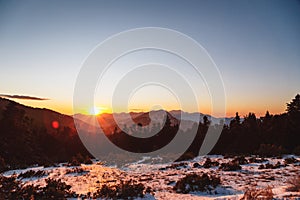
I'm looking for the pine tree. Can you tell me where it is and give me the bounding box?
[286,94,300,114]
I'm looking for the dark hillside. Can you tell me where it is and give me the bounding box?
[0,98,92,170]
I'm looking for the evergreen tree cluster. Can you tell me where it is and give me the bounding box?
[210,94,300,156]
[0,94,299,170]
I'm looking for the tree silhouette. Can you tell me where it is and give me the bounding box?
[286,94,300,152]
[286,94,300,114]
[1,94,300,167]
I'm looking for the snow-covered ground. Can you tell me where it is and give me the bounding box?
[3,155,300,199]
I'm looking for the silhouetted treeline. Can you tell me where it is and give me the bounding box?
[0,94,299,171]
[107,94,300,160]
[106,113,179,153]
[199,94,300,158]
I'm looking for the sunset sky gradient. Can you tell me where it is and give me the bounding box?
[0,0,299,117]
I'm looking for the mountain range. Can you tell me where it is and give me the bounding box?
[73,109,235,134]
[0,97,234,168]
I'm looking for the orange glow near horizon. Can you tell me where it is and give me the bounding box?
[6,98,288,118]
[88,106,109,116]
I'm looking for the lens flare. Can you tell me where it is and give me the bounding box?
[51,121,59,129]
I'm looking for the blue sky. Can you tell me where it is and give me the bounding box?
[0,0,299,116]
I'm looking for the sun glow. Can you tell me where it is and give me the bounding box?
[89,106,104,115]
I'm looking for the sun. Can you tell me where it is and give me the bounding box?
[89,106,103,115]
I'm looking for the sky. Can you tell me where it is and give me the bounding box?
[0,0,299,117]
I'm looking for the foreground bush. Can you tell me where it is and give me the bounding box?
[0,176,22,199]
[68,153,93,166]
[173,173,221,194]
[17,170,47,179]
[286,175,300,192]
[219,161,241,171]
[42,178,75,199]
[258,161,282,169]
[232,156,248,165]
[65,167,88,175]
[248,156,268,163]
[203,158,219,168]
[284,157,299,165]
[93,179,150,199]
[0,176,42,199]
[241,186,273,200]
[0,175,75,200]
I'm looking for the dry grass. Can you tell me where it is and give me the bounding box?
[241,186,273,200]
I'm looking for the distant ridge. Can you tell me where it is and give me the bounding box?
[73,109,235,134]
